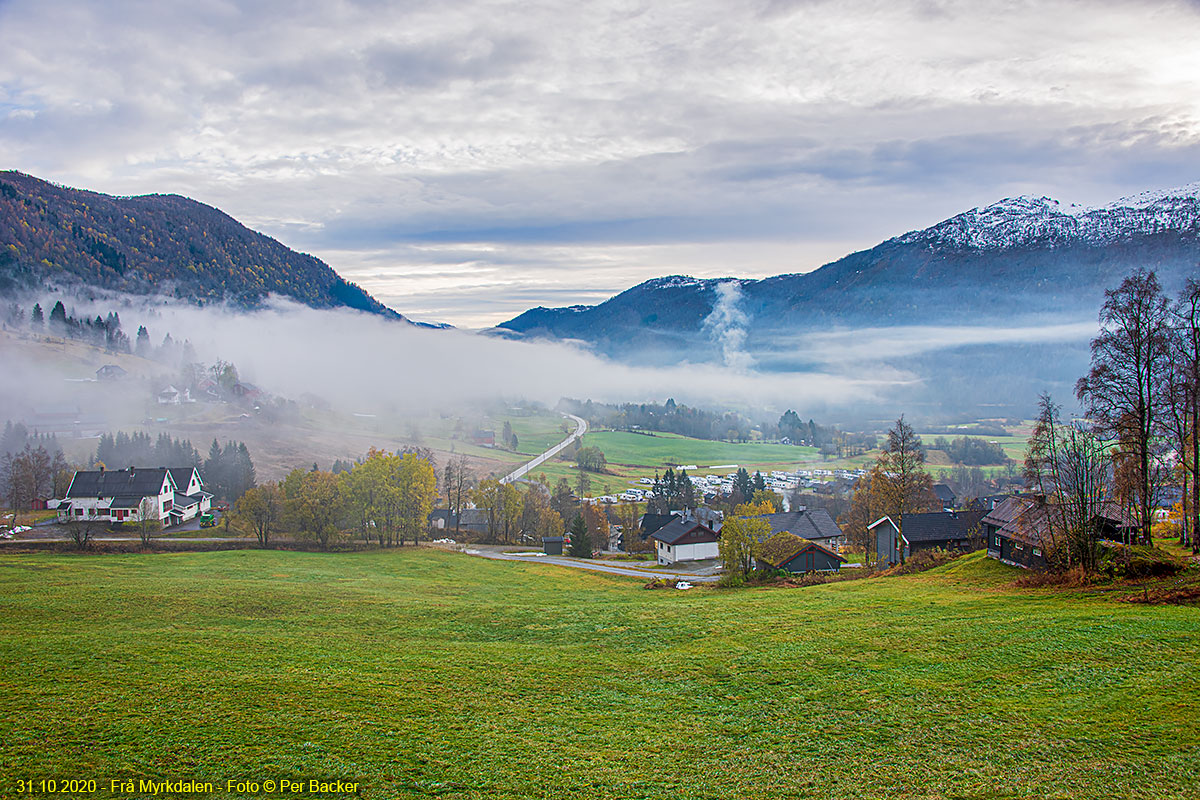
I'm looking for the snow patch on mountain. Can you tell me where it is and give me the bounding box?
[896,183,1200,251]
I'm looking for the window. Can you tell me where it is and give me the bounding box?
[1033,548,1042,557]
[994,536,1000,547]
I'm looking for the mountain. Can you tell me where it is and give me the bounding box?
[497,185,1200,364]
[0,171,408,321]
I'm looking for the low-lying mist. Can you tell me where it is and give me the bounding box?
[2,289,1098,439]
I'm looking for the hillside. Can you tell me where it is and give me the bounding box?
[0,171,406,320]
[497,185,1200,359]
[2,548,1197,799]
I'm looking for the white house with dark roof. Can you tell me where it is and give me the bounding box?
[650,518,719,565]
[59,466,211,526]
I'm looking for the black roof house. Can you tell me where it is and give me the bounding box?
[63,466,211,519]
[752,509,844,544]
[898,511,986,549]
[639,513,680,540]
[649,518,718,546]
[932,483,957,509]
[66,467,175,500]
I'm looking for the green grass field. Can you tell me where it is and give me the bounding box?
[1,549,1197,799]
[582,430,821,469]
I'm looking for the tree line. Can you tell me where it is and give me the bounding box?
[236,449,437,549]
[1,422,69,521]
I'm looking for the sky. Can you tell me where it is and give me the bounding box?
[3,0,1200,328]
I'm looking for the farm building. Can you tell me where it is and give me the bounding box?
[650,518,719,565]
[95,364,127,381]
[428,508,491,536]
[755,533,846,573]
[981,496,1138,570]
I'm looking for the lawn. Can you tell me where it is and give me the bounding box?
[0,549,1197,799]
[583,431,822,472]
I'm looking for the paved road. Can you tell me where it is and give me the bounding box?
[463,546,719,583]
[499,413,588,484]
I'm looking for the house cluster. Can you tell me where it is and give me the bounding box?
[56,466,212,527]
[642,506,848,573]
[590,467,868,506]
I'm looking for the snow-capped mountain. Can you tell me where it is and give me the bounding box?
[496,182,1200,402]
[896,184,1200,251]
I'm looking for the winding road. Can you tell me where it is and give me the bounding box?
[498,413,588,484]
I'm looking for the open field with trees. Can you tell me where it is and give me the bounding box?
[1,548,1197,799]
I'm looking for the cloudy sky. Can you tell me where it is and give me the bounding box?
[3,0,1199,327]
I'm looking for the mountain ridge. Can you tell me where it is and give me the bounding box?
[0,170,414,322]
[496,182,1200,362]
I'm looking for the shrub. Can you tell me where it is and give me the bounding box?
[1099,542,1185,579]
[716,572,745,588]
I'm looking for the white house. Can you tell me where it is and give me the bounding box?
[157,385,193,405]
[58,466,211,526]
[650,518,720,565]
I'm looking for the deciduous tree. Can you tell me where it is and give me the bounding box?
[1076,269,1171,545]
[237,482,283,547]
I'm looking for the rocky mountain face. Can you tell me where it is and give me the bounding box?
[0,171,407,321]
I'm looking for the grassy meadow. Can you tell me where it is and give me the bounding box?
[1,548,1197,799]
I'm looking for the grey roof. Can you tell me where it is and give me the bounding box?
[168,467,201,490]
[932,484,957,504]
[173,493,201,509]
[639,513,679,538]
[650,518,718,545]
[754,509,843,542]
[109,495,145,509]
[66,468,174,499]
[899,511,986,544]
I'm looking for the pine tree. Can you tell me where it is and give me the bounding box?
[135,325,150,357]
[30,304,43,329]
[48,301,67,330]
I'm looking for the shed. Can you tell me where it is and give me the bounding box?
[542,536,564,556]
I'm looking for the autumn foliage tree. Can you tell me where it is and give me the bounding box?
[236,482,284,547]
[283,468,344,549]
[719,502,773,583]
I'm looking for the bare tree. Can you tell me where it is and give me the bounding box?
[875,416,938,563]
[66,518,102,550]
[443,455,473,539]
[136,496,161,547]
[1170,279,1200,554]
[1024,395,1109,571]
[1076,269,1172,545]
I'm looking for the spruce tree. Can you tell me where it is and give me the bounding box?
[568,513,591,558]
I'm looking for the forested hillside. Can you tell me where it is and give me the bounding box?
[0,171,403,319]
